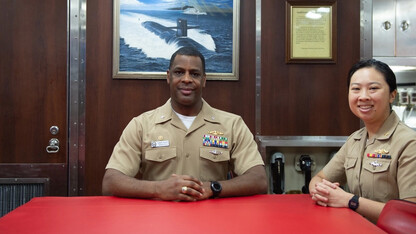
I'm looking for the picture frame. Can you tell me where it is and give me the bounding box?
[113,0,240,80]
[285,0,337,63]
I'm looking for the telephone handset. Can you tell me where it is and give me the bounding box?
[270,152,285,194]
[300,155,312,194]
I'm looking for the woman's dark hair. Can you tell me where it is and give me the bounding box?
[347,59,397,93]
[169,46,206,74]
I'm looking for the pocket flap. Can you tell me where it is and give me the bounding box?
[145,148,176,162]
[344,157,358,169]
[200,147,230,162]
[363,159,390,173]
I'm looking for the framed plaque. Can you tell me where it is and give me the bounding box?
[285,1,337,63]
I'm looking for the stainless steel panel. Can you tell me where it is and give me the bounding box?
[360,0,373,60]
[255,0,261,135]
[396,0,416,56]
[68,0,86,196]
[373,0,395,57]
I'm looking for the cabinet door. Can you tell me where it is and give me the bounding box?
[0,0,68,217]
[373,0,395,57]
[396,0,416,56]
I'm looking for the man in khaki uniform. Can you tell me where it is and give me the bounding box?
[102,47,267,201]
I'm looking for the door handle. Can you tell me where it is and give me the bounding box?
[46,138,60,153]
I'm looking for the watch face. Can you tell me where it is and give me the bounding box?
[211,181,222,197]
[212,182,221,191]
[349,196,359,210]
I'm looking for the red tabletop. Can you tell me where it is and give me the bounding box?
[0,194,385,234]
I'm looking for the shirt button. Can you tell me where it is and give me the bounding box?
[186,153,190,158]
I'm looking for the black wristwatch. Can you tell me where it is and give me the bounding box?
[348,195,360,211]
[210,181,222,198]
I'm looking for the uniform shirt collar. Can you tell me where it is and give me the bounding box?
[154,98,220,125]
[155,99,174,124]
[353,111,400,141]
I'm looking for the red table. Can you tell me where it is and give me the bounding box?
[0,194,385,234]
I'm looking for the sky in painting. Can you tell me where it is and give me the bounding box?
[120,0,233,11]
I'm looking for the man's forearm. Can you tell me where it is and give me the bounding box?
[102,168,158,198]
[217,165,268,197]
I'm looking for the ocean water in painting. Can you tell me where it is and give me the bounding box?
[119,4,233,73]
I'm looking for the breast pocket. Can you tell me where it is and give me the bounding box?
[145,147,177,162]
[344,157,357,182]
[142,147,177,180]
[362,159,390,173]
[362,159,392,200]
[199,147,230,181]
[344,157,358,169]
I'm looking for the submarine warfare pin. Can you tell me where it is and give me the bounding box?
[370,160,383,170]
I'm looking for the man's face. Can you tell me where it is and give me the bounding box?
[167,54,206,115]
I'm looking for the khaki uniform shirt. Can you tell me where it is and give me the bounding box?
[106,99,264,182]
[323,111,416,202]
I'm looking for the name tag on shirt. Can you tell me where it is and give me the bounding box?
[151,140,170,148]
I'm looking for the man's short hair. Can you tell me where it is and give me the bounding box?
[169,47,206,74]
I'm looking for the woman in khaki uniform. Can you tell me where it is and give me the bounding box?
[309,59,416,223]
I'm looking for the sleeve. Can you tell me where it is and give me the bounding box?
[230,117,264,176]
[105,117,143,177]
[322,138,351,185]
[397,139,416,199]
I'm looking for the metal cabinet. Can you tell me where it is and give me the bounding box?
[373,0,416,57]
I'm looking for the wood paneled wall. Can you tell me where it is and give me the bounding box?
[85,0,360,195]
[261,0,360,135]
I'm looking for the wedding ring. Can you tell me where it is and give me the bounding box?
[181,186,188,193]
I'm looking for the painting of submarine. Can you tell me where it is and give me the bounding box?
[141,18,213,56]
[116,0,237,78]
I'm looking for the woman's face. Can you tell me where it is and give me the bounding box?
[348,67,396,126]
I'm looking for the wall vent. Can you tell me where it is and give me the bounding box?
[0,178,49,217]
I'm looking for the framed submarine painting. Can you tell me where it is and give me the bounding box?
[113,0,240,80]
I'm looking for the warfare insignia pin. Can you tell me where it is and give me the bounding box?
[375,149,389,154]
[370,160,383,170]
[209,150,222,155]
[208,130,224,135]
